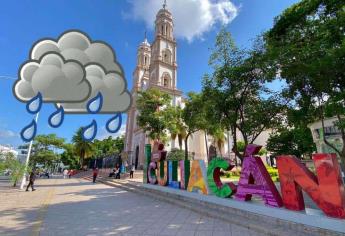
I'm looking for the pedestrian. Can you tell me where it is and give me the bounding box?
[115,164,121,179]
[63,169,68,179]
[130,165,135,179]
[92,168,99,183]
[68,170,72,179]
[26,169,36,192]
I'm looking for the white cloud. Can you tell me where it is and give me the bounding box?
[0,129,18,138]
[127,0,238,42]
[97,124,126,140]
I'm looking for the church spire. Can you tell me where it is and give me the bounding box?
[163,0,167,9]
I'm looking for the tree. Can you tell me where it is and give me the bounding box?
[265,0,345,169]
[208,127,227,157]
[165,106,186,150]
[22,134,66,167]
[136,88,171,142]
[92,136,124,157]
[60,143,79,169]
[1,152,28,187]
[72,128,94,168]
[203,28,284,161]
[267,127,316,159]
[182,92,208,160]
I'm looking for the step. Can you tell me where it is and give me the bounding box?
[89,177,345,236]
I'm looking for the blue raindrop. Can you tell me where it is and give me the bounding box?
[106,114,122,133]
[20,120,37,142]
[87,92,103,114]
[82,120,97,141]
[48,107,64,128]
[26,93,42,114]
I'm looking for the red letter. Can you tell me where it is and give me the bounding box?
[277,154,345,219]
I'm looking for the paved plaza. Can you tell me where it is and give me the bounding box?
[0,177,258,236]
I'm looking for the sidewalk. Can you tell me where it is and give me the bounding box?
[0,176,256,236]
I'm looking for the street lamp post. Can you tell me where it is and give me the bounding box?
[20,112,39,190]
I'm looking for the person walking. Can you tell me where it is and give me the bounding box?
[63,169,68,179]
[92,168,99,183]
[130,165,135,179]
[26,170,36,192]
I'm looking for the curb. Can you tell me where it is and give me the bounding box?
[83,177,344,236]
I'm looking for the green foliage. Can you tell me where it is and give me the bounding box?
[265,0,345,167]
[20,134,66,167]
[8,159,27,187]
[60,143,79,169]
[203,28,284,161]
[223,166,279,182]
[72,128,94,168]
[137,88,171,141]
[236,141,246,153]
[267,127,316,159]
[93,136,124,157]
[164,106,186,149]
[0,152,29,187]
[182,92,209,159]
[167,148,185,161]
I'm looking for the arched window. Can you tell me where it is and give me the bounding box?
[162,49,172,64]
[162,73,171,88]
[144,56,147,66]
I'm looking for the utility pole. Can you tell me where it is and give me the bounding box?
[20,112,39,190]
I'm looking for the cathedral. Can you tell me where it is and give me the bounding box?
[124,2,202,168]
[124,2,270,168]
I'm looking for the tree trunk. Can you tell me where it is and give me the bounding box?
[340,141,345,181]
[231,127,243,162]
[204,131,209,161]
[80,150,85,169]
[178,134,183,150]
[184,133,191,161]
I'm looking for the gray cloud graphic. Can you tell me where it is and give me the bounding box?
[13,30,132,113]
[14,53,91,102]
[31,31,122,74]
[59,64,131,114]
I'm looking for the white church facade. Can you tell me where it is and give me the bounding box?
[124,3,270,168]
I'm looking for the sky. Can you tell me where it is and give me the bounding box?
[0,0,300,148]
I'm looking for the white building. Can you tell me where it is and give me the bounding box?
[0,145,18,159]
[308,117,343,153]
[124,2,271,168]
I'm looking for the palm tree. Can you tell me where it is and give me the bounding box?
[210,129,227,157]
[72,128,94,169]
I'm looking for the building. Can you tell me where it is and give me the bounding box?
[308,117,343,153]
[124,2,271,168]
[0,145,18,159]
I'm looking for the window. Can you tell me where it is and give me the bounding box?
[162,49,172,64]
[162,73,171,88]
[164,78,168,87]
[144,56,147,65]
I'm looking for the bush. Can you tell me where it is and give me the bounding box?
[222,165,280,182]
[167,148,192,161]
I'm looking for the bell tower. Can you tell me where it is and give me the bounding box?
[125,0,183,169]
[133,33,151,91]
[149,0,181,101]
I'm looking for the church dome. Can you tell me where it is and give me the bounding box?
[140,38,150,47]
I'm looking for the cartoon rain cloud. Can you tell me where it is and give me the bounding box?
[13,30,132,142]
